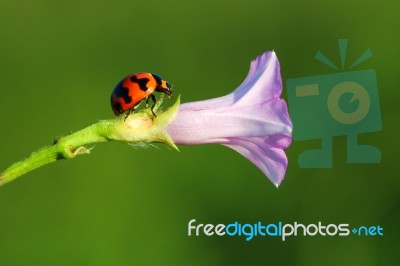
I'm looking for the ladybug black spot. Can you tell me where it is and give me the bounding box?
[113,80,132,104]
[130,75,150,92]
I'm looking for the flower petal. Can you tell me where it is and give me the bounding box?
[224,135,289,187]
[234,51,282,107]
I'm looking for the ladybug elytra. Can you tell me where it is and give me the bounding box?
[111,72,173,118]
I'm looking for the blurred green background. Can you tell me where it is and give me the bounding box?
[0,0,399,265]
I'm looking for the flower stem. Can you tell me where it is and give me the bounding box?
[0,96,180,187]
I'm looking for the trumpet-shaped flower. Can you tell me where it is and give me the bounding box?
[166,51,293,186]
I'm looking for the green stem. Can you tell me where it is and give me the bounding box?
[0,96,180,187]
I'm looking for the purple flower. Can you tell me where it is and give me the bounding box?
[166,51,293,187]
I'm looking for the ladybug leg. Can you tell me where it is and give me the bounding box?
[150,94,157,117]
[145,97,150,108]
[124,108,134,121]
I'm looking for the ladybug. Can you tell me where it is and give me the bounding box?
[111,72,173,118]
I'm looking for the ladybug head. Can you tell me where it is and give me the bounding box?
[165,82,173,99]
[159,80,173,99]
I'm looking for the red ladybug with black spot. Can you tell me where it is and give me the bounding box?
[111,72,173,118]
